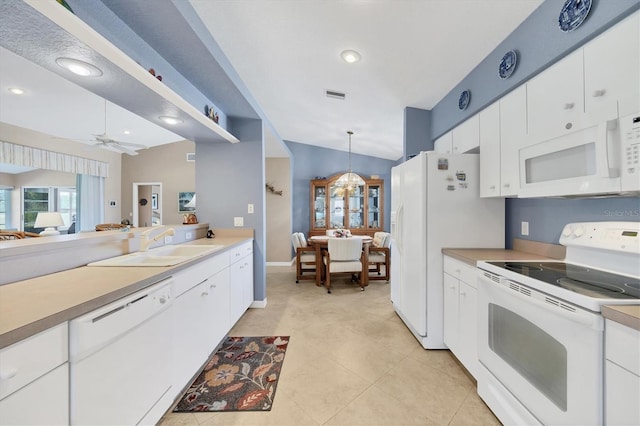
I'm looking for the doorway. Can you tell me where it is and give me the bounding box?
[133,182,162,227]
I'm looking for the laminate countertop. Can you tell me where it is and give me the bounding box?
[602,305,640,331]
[0,236,252,350]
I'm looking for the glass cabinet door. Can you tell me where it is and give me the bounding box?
[313,185,326,229]
[348,184,365,230]
[329,184,345,229]
[367,184,381,229]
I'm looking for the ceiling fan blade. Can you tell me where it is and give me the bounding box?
[105,143,139,156]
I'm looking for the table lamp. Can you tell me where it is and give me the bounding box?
[34,212,65,236]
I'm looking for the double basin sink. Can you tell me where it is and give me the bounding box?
[87,244,225,267]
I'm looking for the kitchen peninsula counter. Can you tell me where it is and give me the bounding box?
[0,229,253,349]
[602,305,640,331]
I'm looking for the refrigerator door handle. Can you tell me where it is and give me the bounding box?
[396,204,404,254]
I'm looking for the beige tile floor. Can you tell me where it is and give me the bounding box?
[159,266,501,426]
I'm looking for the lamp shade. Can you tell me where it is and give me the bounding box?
[34,212,65,236]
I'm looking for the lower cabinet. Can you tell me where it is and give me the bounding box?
[443,255,479,378]
[0,323,69,425]
[605,319,640,426]
[229,241,254,325]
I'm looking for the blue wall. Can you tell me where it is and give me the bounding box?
[285,141,397,236]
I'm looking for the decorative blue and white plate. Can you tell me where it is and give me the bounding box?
[458,90,471,110]
[558,0,592,33]
[498,50,518,79]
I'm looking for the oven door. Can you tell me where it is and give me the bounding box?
[477,271,604,426]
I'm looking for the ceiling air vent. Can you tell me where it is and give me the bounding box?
[325,90,346,100]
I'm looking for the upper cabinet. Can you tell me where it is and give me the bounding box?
[498,86,528,197]
[527,50,585,143]
[479,102,501,198]
[583,12,640,122]
[452,114,480,154]
[310,174,383,236]
[0,0,238,145]
[434,131,453,154]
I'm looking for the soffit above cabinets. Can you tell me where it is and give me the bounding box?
[0,0,238,145]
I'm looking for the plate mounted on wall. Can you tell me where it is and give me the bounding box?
[558,0,592,32]
[498,50,518,79]
[458,90,471,110]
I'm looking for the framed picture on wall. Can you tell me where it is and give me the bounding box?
[151,193,158,210]
[178,191,196,212]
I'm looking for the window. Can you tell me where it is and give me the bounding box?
[23,187,76,233]
[0,188,11,229]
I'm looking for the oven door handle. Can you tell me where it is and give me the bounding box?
[482,275,603,330]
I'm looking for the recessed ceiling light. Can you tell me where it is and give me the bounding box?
[55,57,103,77]
[159,116,183,125]
[341,50,361,64]
[8,87,25,95]
[123,130,131,135]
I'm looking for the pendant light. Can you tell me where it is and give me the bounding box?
[335,131,365,190]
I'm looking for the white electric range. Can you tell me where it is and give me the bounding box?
[476,221,640,426]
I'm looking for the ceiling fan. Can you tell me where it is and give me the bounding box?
[79,100,147,156]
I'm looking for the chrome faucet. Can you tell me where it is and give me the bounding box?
[139,227,175,252]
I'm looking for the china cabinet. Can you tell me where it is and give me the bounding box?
[310,173,383,236]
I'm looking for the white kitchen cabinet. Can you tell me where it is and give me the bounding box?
[0,323,68,425]
[499,85,527,196]
[434,131,452,154]
[172,253,231,391]
[229,241,254,325]
[584,11,640,123]
[452,114,480,154]
[442,255,479,378]
[527,50,585,143]
[479,102,501,198]
[605,319,640,426]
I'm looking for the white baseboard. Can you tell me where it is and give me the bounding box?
[250,298,267,309]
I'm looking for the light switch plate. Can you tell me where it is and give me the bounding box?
[248,204,254,214]
[234,217,244,227]
[521,221,529,236]
[185,232,192,240]
[164,235,173,244]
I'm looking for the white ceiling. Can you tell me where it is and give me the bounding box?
[189,0,545,160]
[0,0,544,167]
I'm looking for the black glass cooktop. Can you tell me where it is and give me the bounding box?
[488,262,640,300]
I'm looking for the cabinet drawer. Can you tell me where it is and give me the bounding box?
[0,323,68,400]
[443,256,477,288]
[230,241,253,264]
[606,320,640,376]
[173,252,230,297]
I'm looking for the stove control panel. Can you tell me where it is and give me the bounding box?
[560,221,640,253]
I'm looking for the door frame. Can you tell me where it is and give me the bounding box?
[132,182,162,227]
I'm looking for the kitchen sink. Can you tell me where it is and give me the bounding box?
[149,245,224,257]
[87,244,224,267]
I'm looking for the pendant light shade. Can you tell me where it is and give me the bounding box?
[336,131,365,190]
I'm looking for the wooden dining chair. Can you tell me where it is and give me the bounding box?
[95,223,127,231]
[368,232,391,282]
[291,232,317,283]
[322,237,364,293]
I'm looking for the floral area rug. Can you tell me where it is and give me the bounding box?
[173,336,290,412]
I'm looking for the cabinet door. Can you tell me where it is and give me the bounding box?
[311,183,327,231]
[458,282,478,379]
[0,363,68,425]
[207,268,231,353]
[527,50,584,142]
[452,114,480,154]
[348,184,365,230]
[366,183,382,230]
[230,254,252,325]
[606,361,640,426]
[499,85,527,196]
[172,279,212,389]
[329,183,346,230]
[584,11,640,121]
[443,273,459,353]
[479,102,501,198]
[434,131,453,154]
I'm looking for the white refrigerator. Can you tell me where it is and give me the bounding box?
[390,151,504,349]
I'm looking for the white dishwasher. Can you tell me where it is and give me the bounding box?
[69,278,174,425]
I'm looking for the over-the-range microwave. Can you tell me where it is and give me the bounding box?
[519,112,640,197]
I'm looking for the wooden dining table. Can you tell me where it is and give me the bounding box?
[307,235,373,289]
